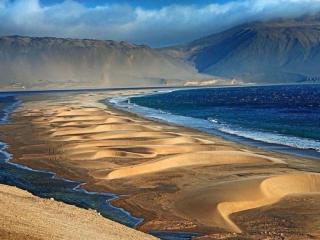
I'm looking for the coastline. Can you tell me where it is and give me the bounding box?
[0,89,319,239]
[111,86,320,160]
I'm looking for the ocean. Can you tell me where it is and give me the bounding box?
[113,84,320,159]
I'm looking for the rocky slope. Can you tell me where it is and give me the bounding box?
[0,184,157,240]
[0,36,207,90]
[162,14,320,84]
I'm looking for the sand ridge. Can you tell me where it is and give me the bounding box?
[176,173,320,233]
[18,101,288,184]
[107,151,286,180]
[219,173,320,233]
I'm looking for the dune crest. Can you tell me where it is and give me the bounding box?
[107,151,285,180]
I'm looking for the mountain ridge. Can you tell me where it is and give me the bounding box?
[161,14,320,84]
[0,35,213,89]
[2,13,320,89]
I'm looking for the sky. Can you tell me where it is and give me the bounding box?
[1,0,320,47]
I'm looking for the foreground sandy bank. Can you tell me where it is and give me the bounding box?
[0,184,157,240]
[0,90,320,239]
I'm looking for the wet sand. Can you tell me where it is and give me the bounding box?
[0,90,319,239]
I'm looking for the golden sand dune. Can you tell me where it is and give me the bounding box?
[141,144,214,155]
[50,124,151,136]
[178,173,320,233]
[52,131,183,142]
[55,117,138,126]
[141,136,209,145]
[61,136,207,149]
[58,121,104,127]
[64,144,213,158]
[90,131,181,141]
[50,115,109,122]
[55,109,103,117]
[262,173,320,197]
[59,141,207,158]
[105,117,136,123]
[107,151,286,180]
[68,148,158,160]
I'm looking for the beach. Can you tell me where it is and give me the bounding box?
[0,89,319,239]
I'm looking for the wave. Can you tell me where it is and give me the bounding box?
[208,119,320,152]
[0,96,21,123]
[108,94,320,157]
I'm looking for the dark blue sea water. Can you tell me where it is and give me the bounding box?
[0,92,197,240]
[113,84,320,159]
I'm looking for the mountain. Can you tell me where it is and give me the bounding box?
[3,15,319,89]
[0,36,211,90]
[161,14,320,84]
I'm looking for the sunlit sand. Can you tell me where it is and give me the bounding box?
[1,91,319,239]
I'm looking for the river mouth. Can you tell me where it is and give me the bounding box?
[0,92,199,240]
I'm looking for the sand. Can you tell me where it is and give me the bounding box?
[0,90,319,239]
[0,184,157,240]
[107,151,286,180]
[177,173,320,233]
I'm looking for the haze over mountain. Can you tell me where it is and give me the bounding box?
[162,14,320,84]
[1,13,320,89]
[0,36,211,90]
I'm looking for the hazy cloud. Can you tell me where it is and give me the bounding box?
[1,0,320,46]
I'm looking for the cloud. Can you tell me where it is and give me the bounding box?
[1,0,320,46]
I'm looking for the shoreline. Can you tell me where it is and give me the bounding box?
[110,87,320,160]
[0,90,319,239]
[106,98,317,165]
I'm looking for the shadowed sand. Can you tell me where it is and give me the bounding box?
[1,91,320,239]
[0,184,157,240]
